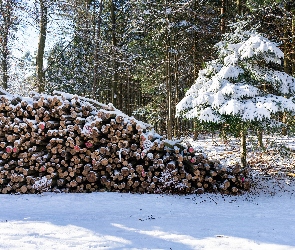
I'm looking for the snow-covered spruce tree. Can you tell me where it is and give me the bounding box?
[176,22,295,168]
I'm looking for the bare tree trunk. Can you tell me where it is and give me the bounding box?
[189,0,199,139]
[220,0,226,34]
[284,2,292,75]
[166,37,172,140]
[110,0,119,108]
[193,121,199,140]
[0,0,13,89]
[192,0,198,81]
[236,0,243,16]
[36,0,48,93]
[93,0,103,99]
[282,2,292,135]
[240,125,247,168]
[257,129,264,149]
[174,50,180,138]
[126,71,131,116]
[166,43,173,140]
[1,32,9,89]
[165,0,172,139]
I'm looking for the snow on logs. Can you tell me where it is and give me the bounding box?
[0,91,250,194]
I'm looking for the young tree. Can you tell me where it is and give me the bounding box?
[176,22,295,167]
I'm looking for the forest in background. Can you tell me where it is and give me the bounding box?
[1,0,295,139]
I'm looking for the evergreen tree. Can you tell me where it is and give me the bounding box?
[176,22,295,167]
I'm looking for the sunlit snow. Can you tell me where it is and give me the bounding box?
[0,188,294,250]
[238,34,283,63]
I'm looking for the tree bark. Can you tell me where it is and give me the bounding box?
[36,0,48,93]
[257,129,264,149]
[174,49,179,138]
[0,0,13,89]
[240,125,247,168]
[110,0,118,107]
[284,2,292,75]
[1,29,9,89]
[236,0,243,16]
[92,0,103,99]
[166,43,172,139]
[165,0,172,140]
[220,0,226,34]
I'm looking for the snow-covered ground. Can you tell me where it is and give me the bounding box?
[0,188,295,250]
[188,134,295,174]
[1,135,295,250]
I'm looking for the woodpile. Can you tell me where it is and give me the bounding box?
[0,89,250,195]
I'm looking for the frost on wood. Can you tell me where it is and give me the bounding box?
[176,23,295,125]
[0,90,249,195]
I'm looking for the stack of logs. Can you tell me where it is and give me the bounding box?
[0,90,250,195]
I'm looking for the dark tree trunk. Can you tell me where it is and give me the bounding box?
[110,0,119,108]
[257,129,264,149]
[165,0,172,140]
[236,0,243,16]
[220,0,226,34]
[240,126,247,168]
[284,2,292,75]
[2,35,9,89]
[0,0,13,89]
[93,0,103,99]
[36,0,48,93]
